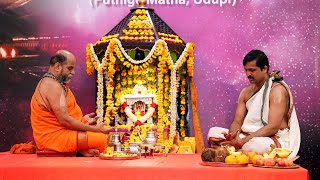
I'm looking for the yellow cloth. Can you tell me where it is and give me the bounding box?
[177,146,193,154]
[31,83,106,152]
[183,137,196,153]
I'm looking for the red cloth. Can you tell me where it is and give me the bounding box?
[0,152,309,180]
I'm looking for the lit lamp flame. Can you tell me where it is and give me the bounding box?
[11,49,16,58]
[0,47,7,58]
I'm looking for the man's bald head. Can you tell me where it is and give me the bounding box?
[48,50,76,84]
[56,50,75,59]
[49,50,75,66]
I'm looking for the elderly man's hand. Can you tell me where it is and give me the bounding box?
[84,113,98,125]
[96,121,112,134]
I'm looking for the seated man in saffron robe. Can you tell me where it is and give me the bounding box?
[30,50,111,156]
[208,50,300,158]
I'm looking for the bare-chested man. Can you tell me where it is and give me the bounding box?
[208,50,300,158]
[30,50,110,156]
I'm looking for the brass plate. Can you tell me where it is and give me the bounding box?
[252,164,300,169]
[99,154,138,160]
[200,161,248,167]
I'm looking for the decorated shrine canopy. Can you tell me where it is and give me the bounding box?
[93,7,186,56]
[85,3,204,153]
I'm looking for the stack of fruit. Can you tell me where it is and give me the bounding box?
[250,148,294,167]
[224,146,250,164]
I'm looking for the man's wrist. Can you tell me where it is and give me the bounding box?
[89,124,99,132]
[242,135,252,144]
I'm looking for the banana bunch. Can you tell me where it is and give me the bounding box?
[225,146,236,154]
[264,151,278,159]
[266,148,292,158]
[224,146,243,156]
[274,148,292,158]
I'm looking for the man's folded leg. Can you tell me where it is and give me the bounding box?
[207,127,229,148]
[242,137,275,154]
[77,131,108,156]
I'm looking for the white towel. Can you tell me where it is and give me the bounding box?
[261,78,300,158]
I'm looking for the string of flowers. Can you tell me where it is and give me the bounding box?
[96,71,104,123]
[187,45,195,77]
[103,42,117,126]
[87,43,109,123]
[128,68,134,87]
[179,69,187,138]
[156,65,165,145]
[155,42,175,149]
[169,69,178,138]
[117,38,159,65]
[119,69,127,123]
[163,74,170,112]
[85,44,97,75]
[94,34,119,46]
[114,71,122,108]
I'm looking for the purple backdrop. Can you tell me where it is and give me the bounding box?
[0,0,319,178]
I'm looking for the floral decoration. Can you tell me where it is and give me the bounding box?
[85,35,195,149]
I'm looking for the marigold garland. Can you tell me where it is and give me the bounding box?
[179,69,188,138]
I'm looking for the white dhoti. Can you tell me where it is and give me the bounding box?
[208,78,300,158]
[208,127,289,154]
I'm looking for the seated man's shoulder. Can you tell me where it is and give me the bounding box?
[239,86,254,101]
[241,86,252,93]
[40,78,63,93]
[270,83,289,97]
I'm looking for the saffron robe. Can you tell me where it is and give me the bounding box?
[31,82,107,152]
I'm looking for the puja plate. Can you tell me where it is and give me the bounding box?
[199,161,248,167]
[252,164,300,169]
[99,154,138,160]
[153,153,166,157]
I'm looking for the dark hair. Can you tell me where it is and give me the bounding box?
[49,54,67,65]
[243,50,269,72]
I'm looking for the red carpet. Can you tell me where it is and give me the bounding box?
[0,152,309,180]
